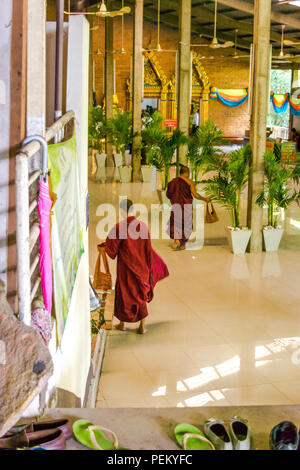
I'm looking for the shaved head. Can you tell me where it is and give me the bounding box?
[180,166,190,176]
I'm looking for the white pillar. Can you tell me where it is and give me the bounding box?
[27,0,46,170]
[0,1,12,290]
[61,15,91,405]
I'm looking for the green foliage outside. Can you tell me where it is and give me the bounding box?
[267,69,292,129]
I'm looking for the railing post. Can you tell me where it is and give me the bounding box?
[16,152,31,324]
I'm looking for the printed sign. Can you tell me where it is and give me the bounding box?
[48,133,84,344]
[164,119,178,128]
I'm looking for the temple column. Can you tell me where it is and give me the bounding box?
[201,90,209,124]
[160,89,167,121]
[132,0,143,182]
[105,3,114,167]
[247,0,271,252]
[177,0,191,166]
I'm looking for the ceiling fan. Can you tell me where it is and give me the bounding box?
[142,0,178,53]
[275,0,300,4]
[228,30,251,59]
[284,38,300,47]
[272,24,298,63]
[64,0,131,18]
[191,0,234,49]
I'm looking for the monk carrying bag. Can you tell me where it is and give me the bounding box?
[93,244,112,291]
[205,202,219,224]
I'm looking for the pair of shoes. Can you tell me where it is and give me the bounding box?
[204,417,251,450]
[270,421,300,450]
[73,420,128,450]
[174,423,215,450]
[0,419,71,450]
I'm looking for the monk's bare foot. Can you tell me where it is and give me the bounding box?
[114,322,126,331]
[179,244,186,250]
[137,321,147,335]
[171,240,180,250]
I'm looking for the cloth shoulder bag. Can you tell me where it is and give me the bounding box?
[205,202,219,224]
[93,244,112,291]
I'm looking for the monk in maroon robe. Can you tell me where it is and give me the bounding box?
[103,199,169,334]
[166,166,210,250]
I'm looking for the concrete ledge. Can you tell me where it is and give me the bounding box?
[42,405,300,450]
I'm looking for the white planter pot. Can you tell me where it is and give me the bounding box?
[119,166,132,183]
[225,226,252,254]
[125,152,132,166]
[157,189,171,207]
[141,166,153,183]
[95,153,107,169]
[263,227,284,252]
[114,153,123,168]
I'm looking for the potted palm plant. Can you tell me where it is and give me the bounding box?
[142,117,188,204]
[88,106,107,169]
[106,109,133,183]
[256,150,300,251]
[140,112,161,183]
[187,120,225,184]
[204,144,253,254]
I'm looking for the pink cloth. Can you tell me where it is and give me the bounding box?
[150,249,169,298]
[38,180,53,315]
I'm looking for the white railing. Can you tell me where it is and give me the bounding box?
[15,111,75,325]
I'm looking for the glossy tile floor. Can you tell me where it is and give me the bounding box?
[89,168,300,408]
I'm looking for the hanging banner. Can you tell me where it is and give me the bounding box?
[209,87,249,107]
[289,96,300,116]
[48,132,84,345]
[270,91,290,114]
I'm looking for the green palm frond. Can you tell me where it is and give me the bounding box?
[256,150,300,227]
[88,106,106,152]
[142,112,188,189]
[204,143,252,228]
[105,110,133,163]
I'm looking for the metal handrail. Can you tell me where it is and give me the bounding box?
[16,111,75,325]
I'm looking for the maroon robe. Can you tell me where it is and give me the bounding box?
[105,216,169,323]
[166,177,193,247]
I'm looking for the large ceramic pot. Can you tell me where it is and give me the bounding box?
[141,166,153,183]
[95,153,107,169]
[263,227,284,252]
[125,152,132,166]
[225,226,252,254]
[119,166,132,183]
[114,153,123,168]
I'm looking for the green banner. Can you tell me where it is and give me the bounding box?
[48,133,84,345]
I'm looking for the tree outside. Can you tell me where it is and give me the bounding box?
[267,69,292,129]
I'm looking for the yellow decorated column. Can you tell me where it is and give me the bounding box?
[201,90,209,124]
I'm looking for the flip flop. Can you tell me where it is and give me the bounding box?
[73,420,126,450]
[174,423,215,450]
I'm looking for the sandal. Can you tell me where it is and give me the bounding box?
[174,423,215,450]
[73,419,126,450]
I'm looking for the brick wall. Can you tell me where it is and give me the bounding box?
[93,16,250,137]
[46,2,251,137]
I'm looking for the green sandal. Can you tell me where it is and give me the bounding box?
[174,423,215,450]
[73,419,126,450]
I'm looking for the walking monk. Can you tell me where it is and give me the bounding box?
[102,199,169,334]
[166,166,210,251]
